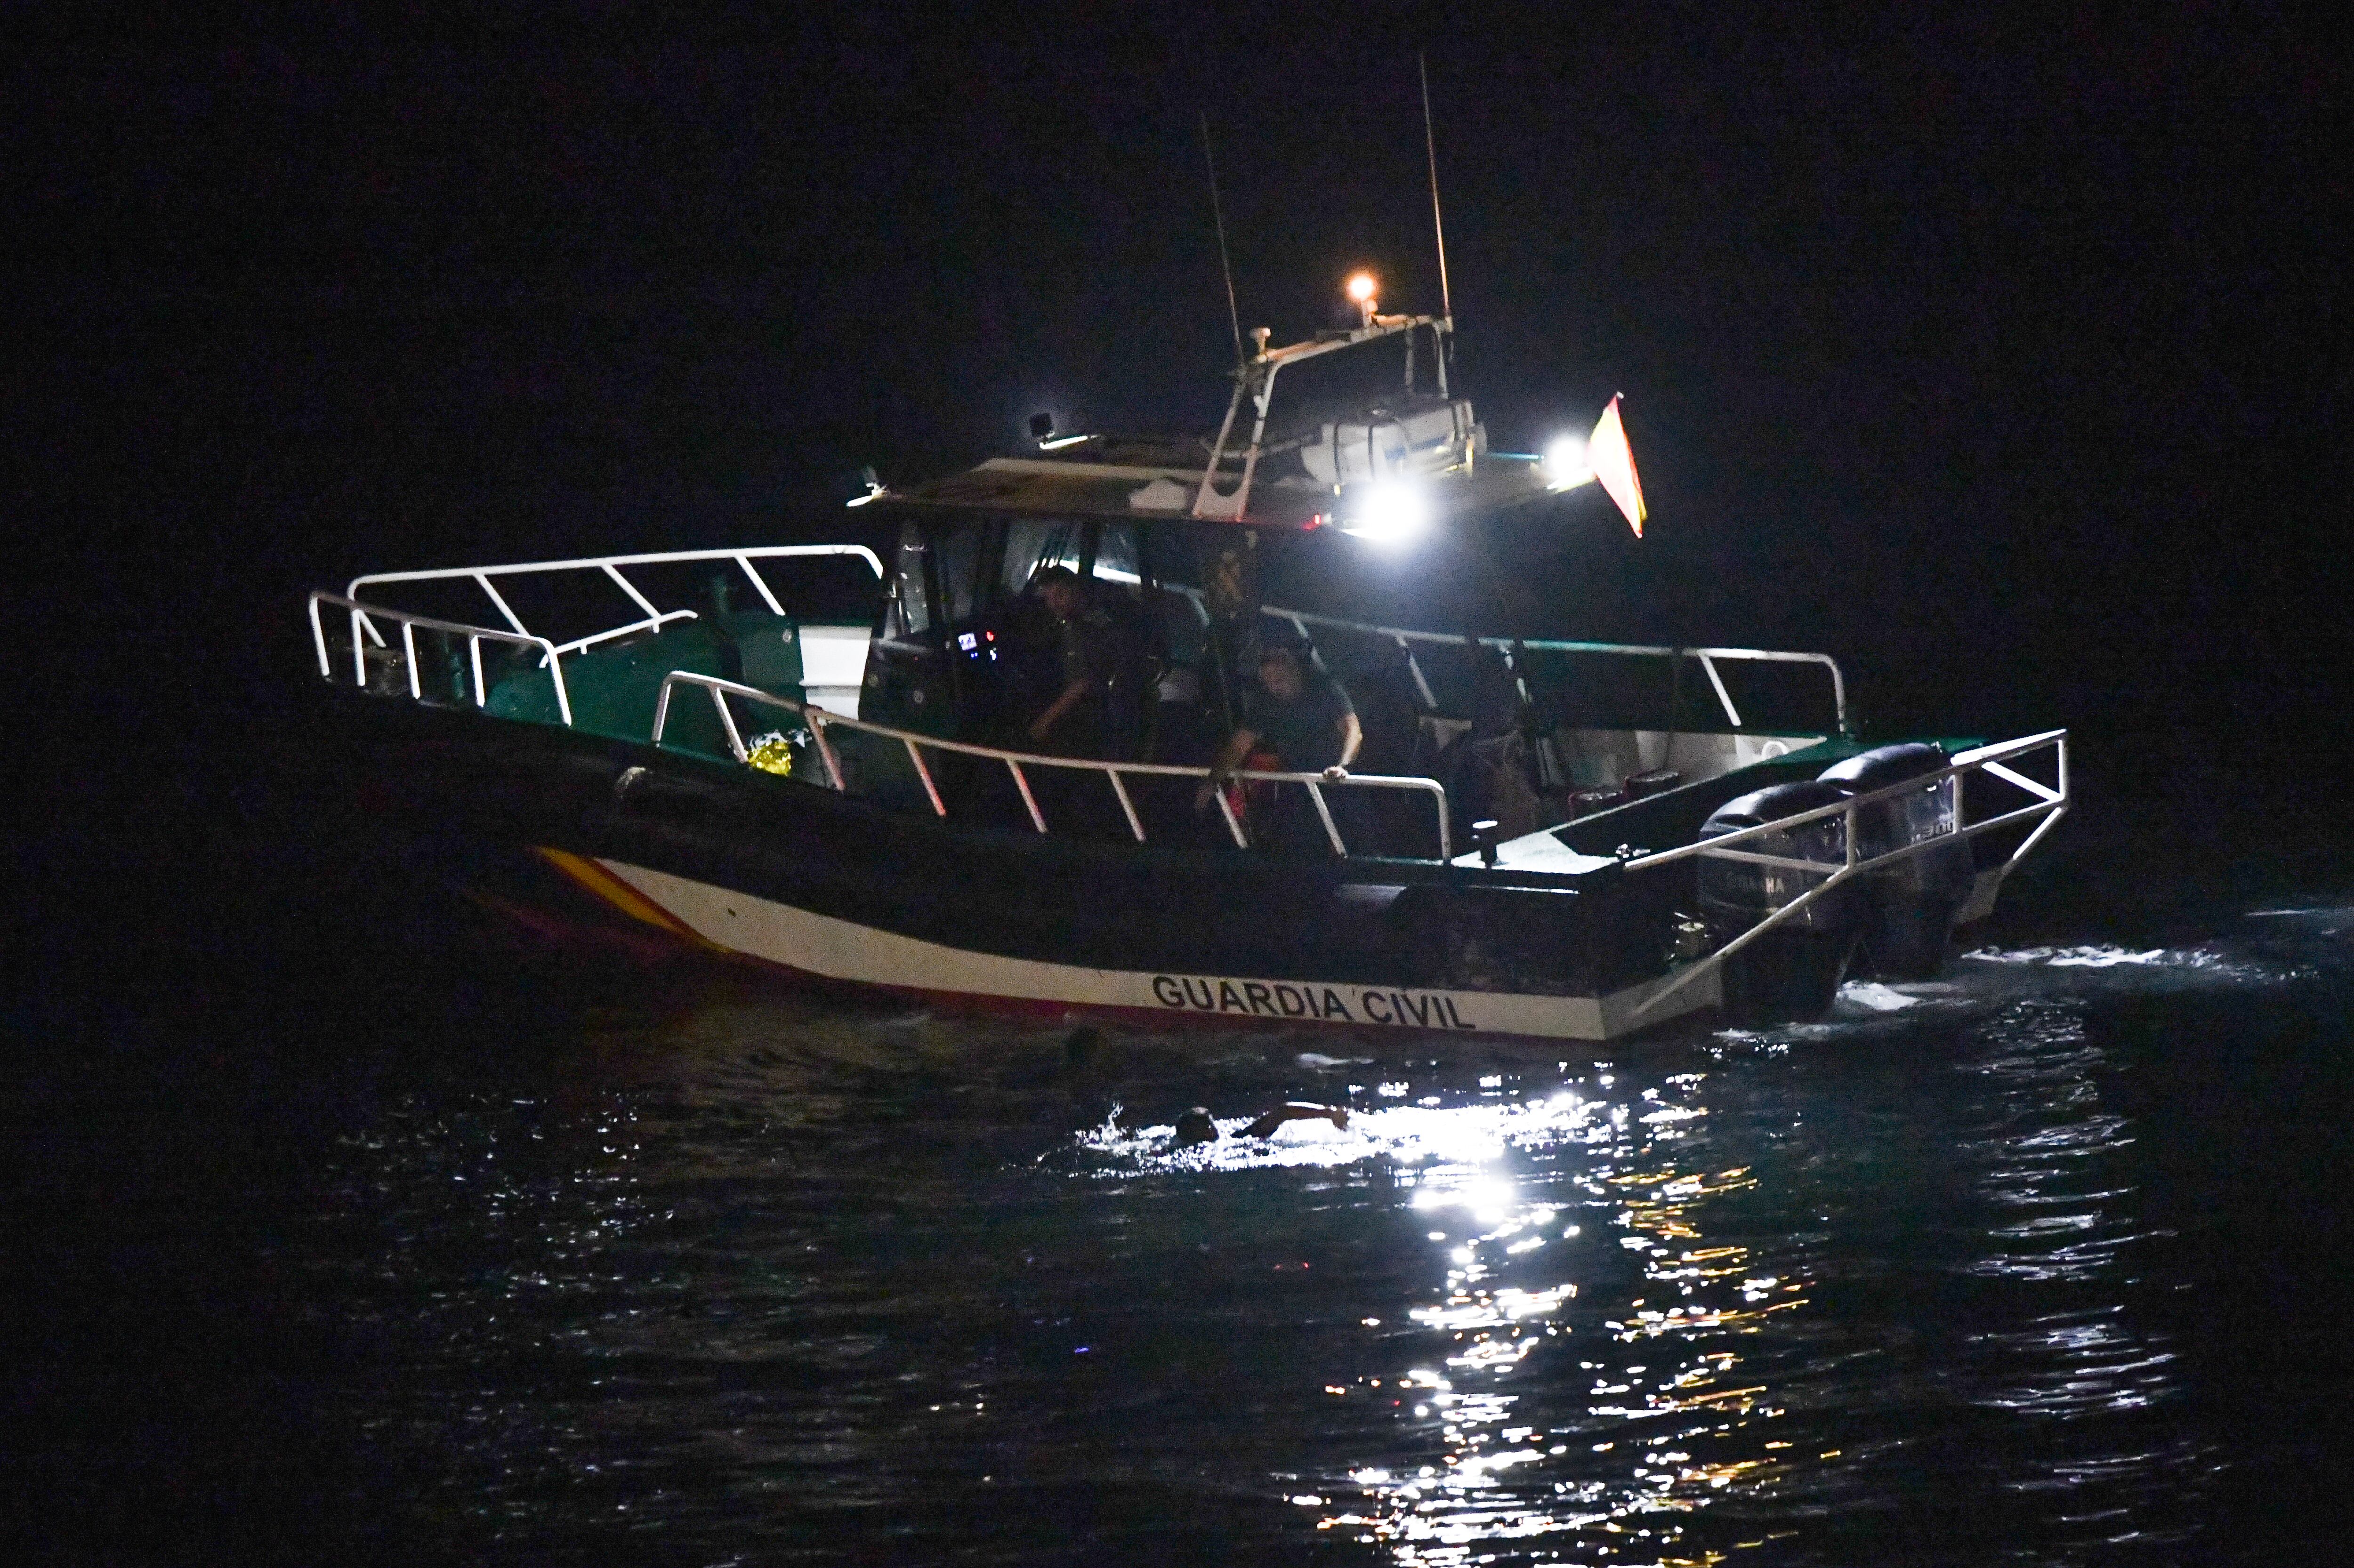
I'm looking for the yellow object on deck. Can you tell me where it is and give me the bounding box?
[744,731,794,777]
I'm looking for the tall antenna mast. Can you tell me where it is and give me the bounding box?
[1200,111,1246,368]
[1419,51,1452,322]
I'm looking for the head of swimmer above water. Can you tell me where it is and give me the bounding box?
[1172,1107,1220,1148]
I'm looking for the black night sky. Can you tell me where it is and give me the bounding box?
[11,5,2353,1561]
[25,6,2345,735]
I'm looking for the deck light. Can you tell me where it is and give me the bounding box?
[1341,481,1429,544]
[1346,270,1378,325]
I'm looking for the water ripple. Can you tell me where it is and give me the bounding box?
[250,910,2354,1562]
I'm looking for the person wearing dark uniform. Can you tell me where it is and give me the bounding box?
[1025,566,1120,758]
[1194,633,1362,851]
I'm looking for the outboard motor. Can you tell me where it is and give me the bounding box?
[1817,743,1972,980]
[1698,780,1858,1023]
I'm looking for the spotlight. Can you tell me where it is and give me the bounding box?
[1542,433,1593,491]
[1341,482,1430,544]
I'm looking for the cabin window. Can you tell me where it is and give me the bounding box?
[933,520,990,627]
[890,522,931,637]
[1139,525,1209,666]
[999,519,1084,598]
[1089,522,1142,599]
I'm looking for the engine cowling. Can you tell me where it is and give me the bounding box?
[1816,743,1972,980]
[1698,780,1854,933]
[1697,780,1859,1023]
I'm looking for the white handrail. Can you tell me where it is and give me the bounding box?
[342,544,886,654]
[309,592,574,727]
[1618,729,2067,872]
[546,608,700,658]
[348,542,884,595]
[1627,729,2069,1015]
[1260,603,1847,734]
[651,671,1454,862]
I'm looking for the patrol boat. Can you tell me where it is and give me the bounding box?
[303,281,2068,1040]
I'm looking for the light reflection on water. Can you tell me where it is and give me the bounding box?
[1084,1078,1811,1562]
[283,920,2354,1562]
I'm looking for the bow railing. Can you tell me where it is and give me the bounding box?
[339,544,885,662]
[309,591,574,726]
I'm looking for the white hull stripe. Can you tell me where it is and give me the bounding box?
[597,860,1720,1042]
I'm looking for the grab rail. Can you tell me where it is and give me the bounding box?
[1161,585,1846,733]
[651,671,1454,861]
[308,591,574,727]
[1623,728,2069,1015]
[547,608,700,658]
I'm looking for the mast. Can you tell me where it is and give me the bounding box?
[1420,52,1452,327]
[1200,111,1245,370]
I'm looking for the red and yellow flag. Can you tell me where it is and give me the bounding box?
[1589,394,1646,537]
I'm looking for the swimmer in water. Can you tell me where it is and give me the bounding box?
[1240,1102,1349,1138]
[1169,1102,1348,1149]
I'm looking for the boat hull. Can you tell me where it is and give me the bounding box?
[550,851,1720,1041]
[306,690,1725,1043]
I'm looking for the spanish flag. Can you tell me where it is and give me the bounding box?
[1590,394,1646,537]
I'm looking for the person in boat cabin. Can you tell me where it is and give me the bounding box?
[1024,565,1129,757]
[1193,633,1363,843]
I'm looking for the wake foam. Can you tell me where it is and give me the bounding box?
[1720,920,2339,1046]
[1838,981,1925,1013]
[1963,944,2169,968]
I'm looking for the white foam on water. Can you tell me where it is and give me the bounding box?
[1965,945,2170,968]
[1837,981,1924,1013]
[1956,940,2313,988]
[1709,923,2338,1049]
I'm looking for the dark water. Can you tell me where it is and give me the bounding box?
[19,858,2354,1566]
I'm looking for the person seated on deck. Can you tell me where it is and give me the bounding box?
[1024,566,1135,760]
[1192,633,1362,848]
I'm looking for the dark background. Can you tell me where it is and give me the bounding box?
[7,5,2350,1561]
[19,5,2346,729]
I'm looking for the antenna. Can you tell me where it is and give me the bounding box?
[1419,51,1452,322]
[1200,111,1246,368]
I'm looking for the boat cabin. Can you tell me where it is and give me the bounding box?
[311,307,1855,865]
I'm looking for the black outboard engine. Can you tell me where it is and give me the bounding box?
[1698,780,1859,1023]
[1816,743,1972,981]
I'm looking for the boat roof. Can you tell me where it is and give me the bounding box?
[880,440,1555,530]
[872,311,1561,530]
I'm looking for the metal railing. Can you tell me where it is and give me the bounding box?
[1623,728,2069,1015]
[341,544,885,659]
[1160,587,1846,733]
[652,671,1454,861]
[308,591,575,726]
